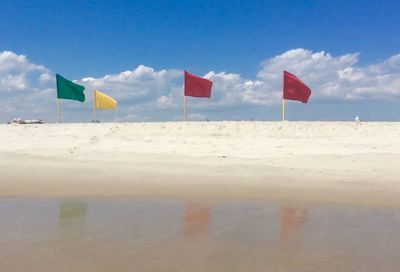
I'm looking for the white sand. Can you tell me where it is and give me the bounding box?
[1,121,400,207]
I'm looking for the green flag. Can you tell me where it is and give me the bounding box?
[56,74,85,102]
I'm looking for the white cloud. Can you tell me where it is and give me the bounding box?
[257,49,360,99]
[257,48,400,101]
[201,71,278,106]
[1,49,400,122]
[0,51,54,122]
[76,65,184,120]
[0,51,52,92]
[78,65,181,100]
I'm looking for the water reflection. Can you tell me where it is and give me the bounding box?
[280,207,308,246]
[53,200,88,271]
[184,203,211,237]
[279,207,308,271]
[58,200,87,228]
[1,198,400,271]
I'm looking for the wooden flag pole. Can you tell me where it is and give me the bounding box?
[57,99,61,123]
[282,98,286,121]
[93,90,97,122]
[184,95,187,121]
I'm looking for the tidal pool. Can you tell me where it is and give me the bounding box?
[1,197,400,271]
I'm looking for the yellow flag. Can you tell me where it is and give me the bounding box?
[95,90,117,110]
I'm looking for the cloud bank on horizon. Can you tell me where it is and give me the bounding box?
[1,48,400,122]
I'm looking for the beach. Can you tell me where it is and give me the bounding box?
[2,121,400,271]
[1,121,400,207]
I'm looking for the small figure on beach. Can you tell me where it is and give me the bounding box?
[355,115,361,125]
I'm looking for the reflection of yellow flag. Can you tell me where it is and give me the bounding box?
[95,90,117,110]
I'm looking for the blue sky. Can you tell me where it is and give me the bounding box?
[1,0,400,122]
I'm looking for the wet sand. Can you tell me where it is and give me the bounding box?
[1,197,400,272]
[2,152,400,208]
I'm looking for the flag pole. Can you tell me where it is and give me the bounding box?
[93,90,96,122]
[184,95,187,121]
[57,99,61,123]
[282,98,285,121]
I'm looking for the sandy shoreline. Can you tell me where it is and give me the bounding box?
[1,121,400,207]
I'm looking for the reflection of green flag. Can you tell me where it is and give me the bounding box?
[56,74,85,102]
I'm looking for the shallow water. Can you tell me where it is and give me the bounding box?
[1,198,400,271]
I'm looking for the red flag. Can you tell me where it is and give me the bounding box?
[283,71,311,103]
[184,71,213,98]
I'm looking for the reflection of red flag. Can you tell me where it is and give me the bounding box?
[281,207,308,245]
[283,71,311,103]
[184,204,211,236]
[184,71,213,98]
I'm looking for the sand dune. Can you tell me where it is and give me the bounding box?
[1,121,400,207]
